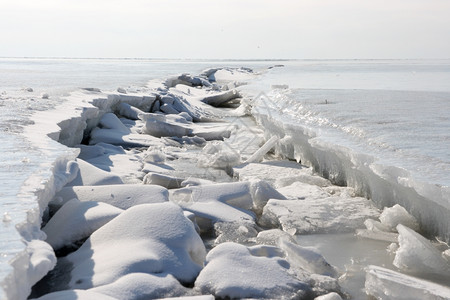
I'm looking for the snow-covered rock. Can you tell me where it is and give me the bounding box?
[365,265,450,300]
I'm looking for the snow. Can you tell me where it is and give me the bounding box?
[89,273,188,300]
[194,242,311,299]
[365,265,450,300]
[314,292,343,300]
[32,289,118,300]
[33,203,206,296]
[52,184,168,211]
[393,224,450,277]
[43,199,123,251]
[66,159,124,187]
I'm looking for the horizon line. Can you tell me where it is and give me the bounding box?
[1,56,450,61]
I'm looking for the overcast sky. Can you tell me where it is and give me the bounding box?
[1,0,449,59]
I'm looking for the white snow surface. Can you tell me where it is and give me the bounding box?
[43,199,123,251]
[194,242,311,299]
[34,203,206,296]
[52,184,168,210]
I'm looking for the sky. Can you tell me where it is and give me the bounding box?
[1,0,449,59]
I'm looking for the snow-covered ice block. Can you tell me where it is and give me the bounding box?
[244,135,279,163]
[277,181,330,201]
[250,179,286,213]
[233,160,328,188]
[26,240,57,289]
[314,292,343,300]
[66,159,124,186]
[379,204,420,232]
[393,224,450,277]
[143,172,184,189]
[279,239,338,278]
[355,229,399,243]
[157,296,214,300]
[116,102,144,120]
[140,113,192,138]
[89,126,163,147]
[194,242,311,299]
[43,199,123,251]
[256,229,298,246]
[78,143,144,183]
[198,141,241,169]
[35,203,206,295]
[365,265,450,300]
[32,289,117,300]
[52,184,168,211]
[98,113,131,134]
[89,273,188,300]
[214,222,258,245]
[260,196,380,235]
[191,124,231,141]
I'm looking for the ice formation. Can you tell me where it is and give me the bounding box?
[3,66,449,300]
[365,265,450,299]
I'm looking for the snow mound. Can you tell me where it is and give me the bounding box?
[66,159,123,186]
[34,203,206,295]
[43,199,123,251]
[194,242,311,299]
[32,289,117,300]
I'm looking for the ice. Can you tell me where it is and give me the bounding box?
[143,172,184,189]
[66,159,124,186]
[277,181,330,201]
[140,113,192,138]
[255,229,298,246]
[244,135,279,163]
[365,265,450,300]
[249,179,286,214]
[116,102,144,120]
[233,160,328,189]
[213,222,258,245]
[279,239,338,278]
[170,183,256,231]
[260,196,380,235]
[52,184,168,211]
[379,204,420,232]
[89,273,188,300]
[32,203,206,296]
[43,199,123,251]
[194,242,311,299]
[198,141,241,169]
[393,224,450,277]
[252,96,450,242]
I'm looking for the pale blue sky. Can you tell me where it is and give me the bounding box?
[1,0,449,59]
